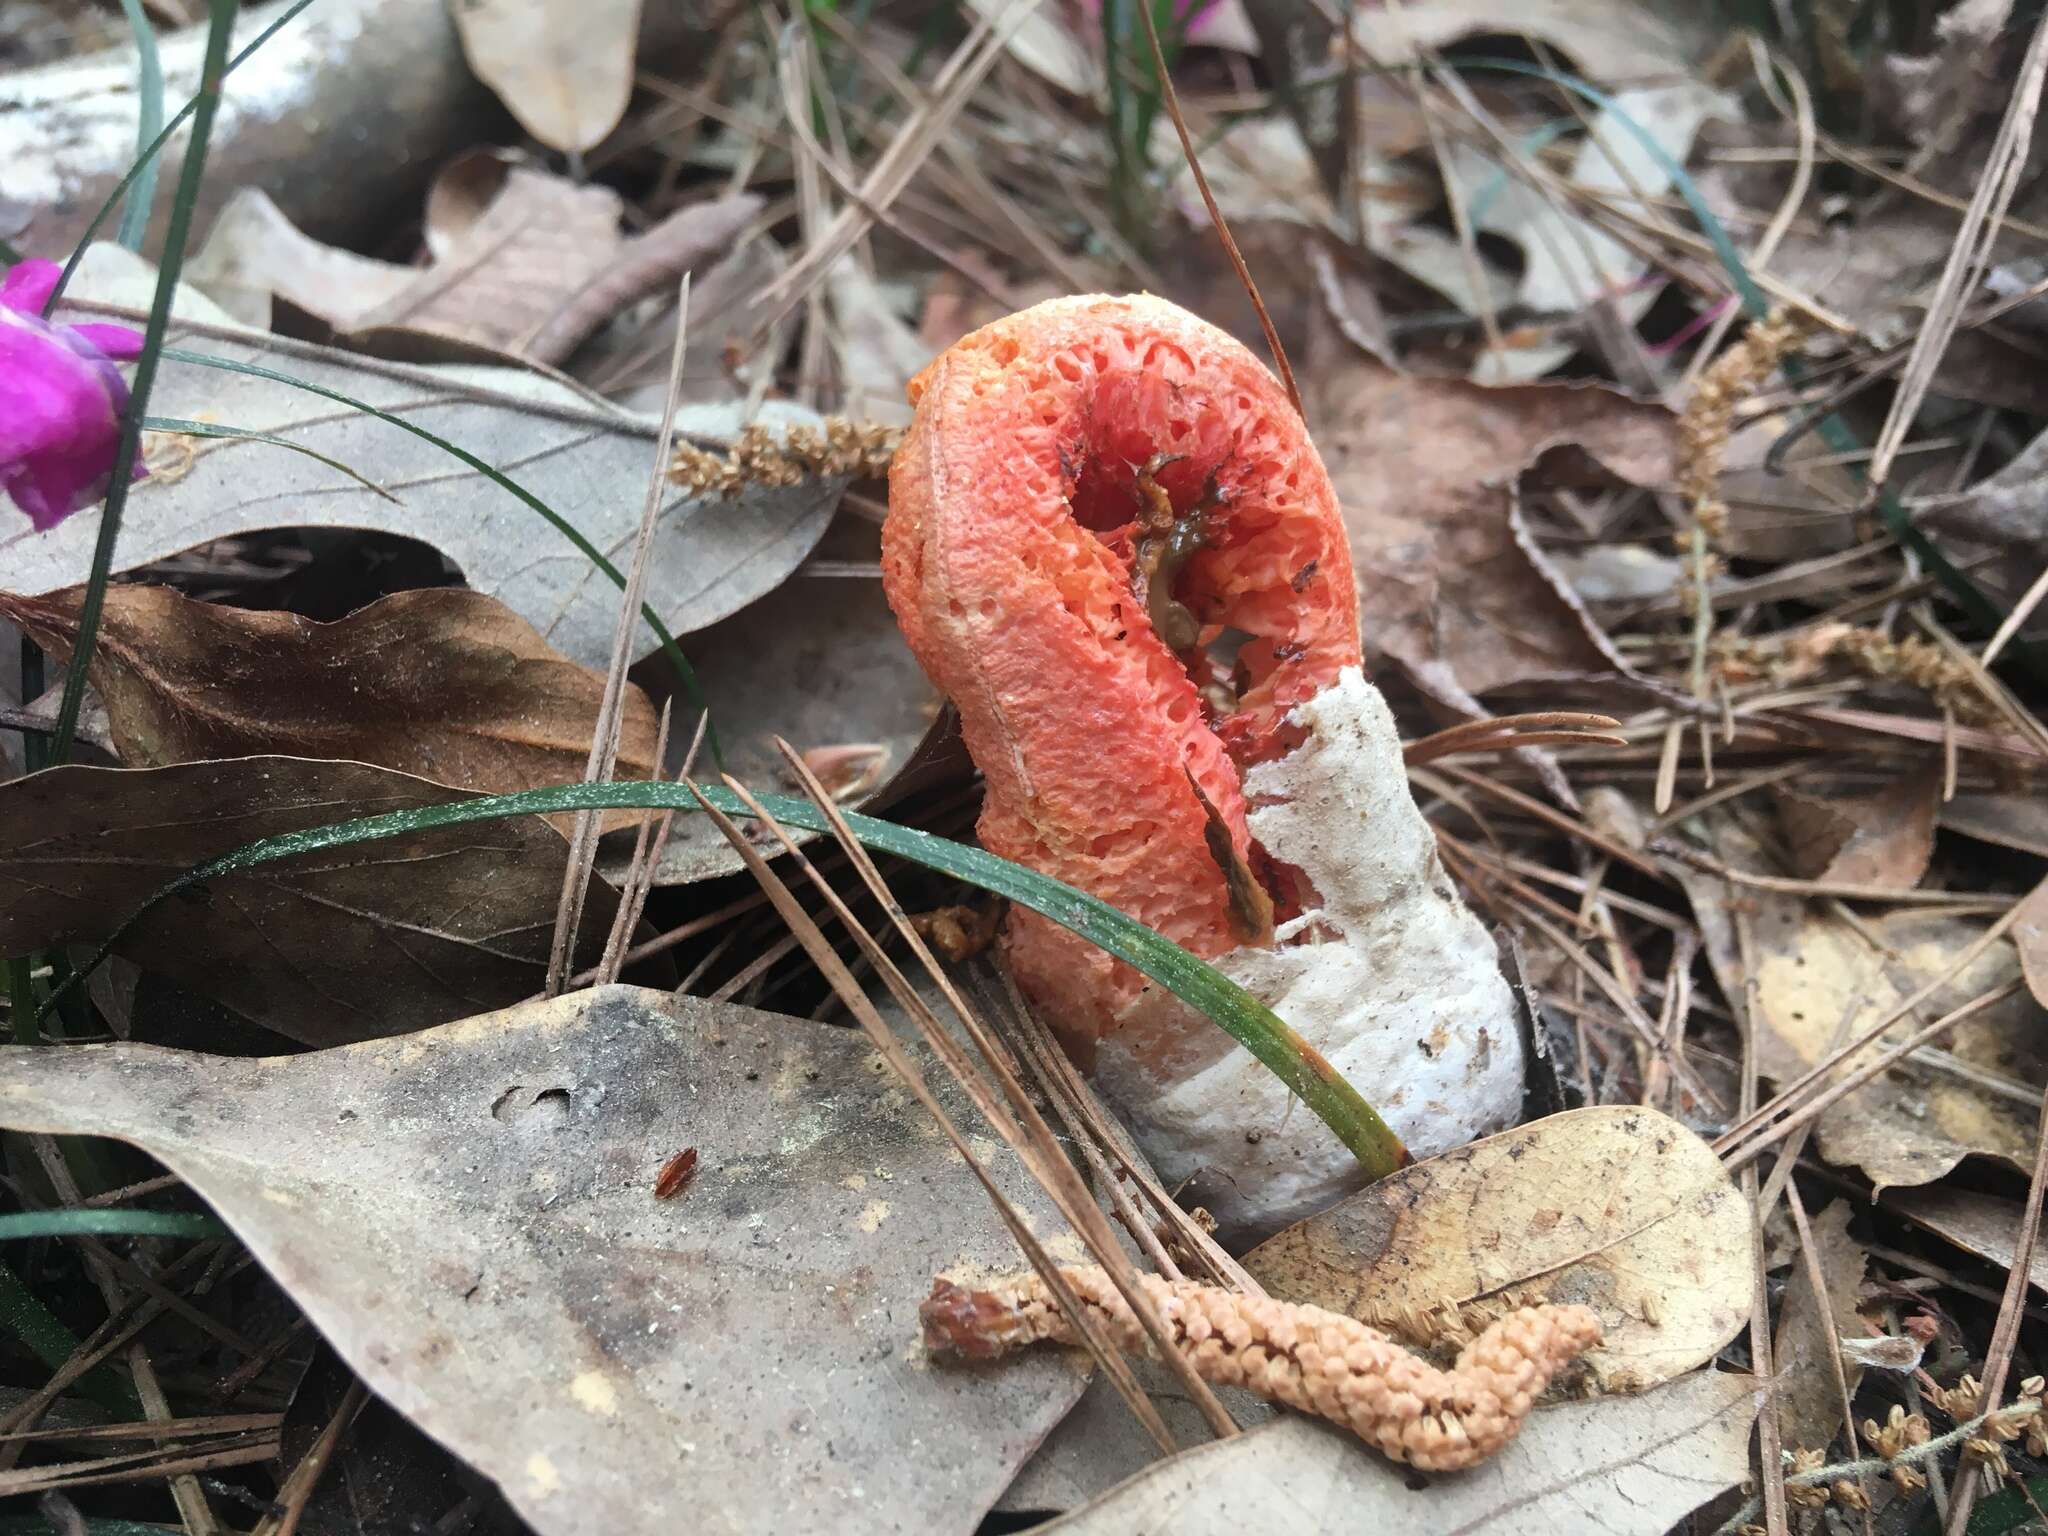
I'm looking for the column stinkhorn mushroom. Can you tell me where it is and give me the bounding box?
[883,294,1523,1240]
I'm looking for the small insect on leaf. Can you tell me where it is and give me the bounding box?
[654,1147,699,1199]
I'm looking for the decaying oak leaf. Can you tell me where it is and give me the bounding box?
[0,584,658,836]
[2014,879,2048,1010]
[0,757,635,1046]
[1243,1106,1751,1392]
[1752,908,2046,1190]
[1769,771,1939,889]
[1035,1371,1762,1536]
[1306,334,1675,707]
[450,0,643,153]
[607,522,944,888]
[1944,792,2048,859]
[0,986,1086,1536]
[1887,1186,2048,1297]
[1770,1200,1870,1452]
[10,247,837,670]
[189,172,764,367]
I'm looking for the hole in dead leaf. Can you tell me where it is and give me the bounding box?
[491,1085,573,1125]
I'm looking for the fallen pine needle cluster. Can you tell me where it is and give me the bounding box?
[921,1265,1601,1471]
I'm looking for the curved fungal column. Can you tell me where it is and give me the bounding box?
[884,294,1522,1240]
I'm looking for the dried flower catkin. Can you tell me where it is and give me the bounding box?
[922,1265,1601,1471]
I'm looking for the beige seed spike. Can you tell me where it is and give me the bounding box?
[921,1265,1602,1472]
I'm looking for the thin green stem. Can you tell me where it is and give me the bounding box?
[38,781,1406,1179]
[113,0,166,251]
[51,0,240,762]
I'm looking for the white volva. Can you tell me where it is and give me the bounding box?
[1093,668,1525,1241]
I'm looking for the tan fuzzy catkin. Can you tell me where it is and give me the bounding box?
[921,1266,1601,1471]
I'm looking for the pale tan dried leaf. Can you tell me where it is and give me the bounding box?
[1034,1370,1762,1536]
[0,986,1086,1535]
[608,525,941,888]
[1243,1106,1752,1391]
[0,584,660,836]
[449,0,644,152]
[1754,908,2045,1190]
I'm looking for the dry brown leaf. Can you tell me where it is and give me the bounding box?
[1769,770,1940,889]
[189,168,764,367]
[0,757,636,1045]
[1034,1371,1761,1536]
[2016,880,2048,1010]
[1242,1106,1752,1392]
[0,985,1086,1536]
[0,584,659,836]
[1754,907,2046,1190]
[1771,1200,1869,1451]
[1306,332,1675,705]
[185,186,416,331]
[1942,792,2048,858]
[449,0,644,152]
[1887,1185,2048,1295]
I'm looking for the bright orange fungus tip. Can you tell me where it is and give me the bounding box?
[882,294,1361,1051]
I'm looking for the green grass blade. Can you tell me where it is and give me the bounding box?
[0,1259,141,1414]
[41,781,1406,1179]
[0,1211,227,1241]
[141,416,399,501]
[50,0,240,763]
[156,346,723,767]
[113,0,166,251]
[43,0,321,314]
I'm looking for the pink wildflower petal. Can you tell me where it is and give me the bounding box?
[68,322,147,361]
[0,260,61,316]
[0,309,117,464]
[0,438,121,531]
[0,293,143,530]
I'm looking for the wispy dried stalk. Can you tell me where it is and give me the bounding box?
[923,1266,1600,1471]
[1678,309,1807,685]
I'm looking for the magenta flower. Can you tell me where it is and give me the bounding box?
[1,259,147,532]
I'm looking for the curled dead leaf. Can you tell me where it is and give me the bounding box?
[1305,334,1675,709]
[0,584,659,836]
[1243,1105,1752,1391]
[0,757,640,1045]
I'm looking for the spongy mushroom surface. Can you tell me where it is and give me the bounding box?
[1097,669,1525,1242]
